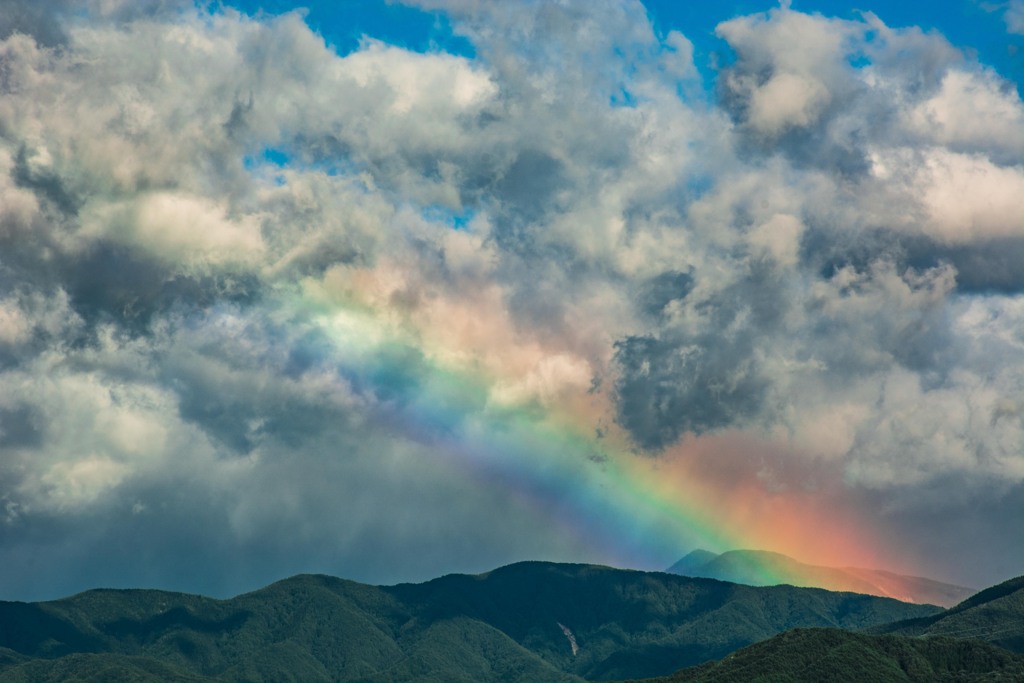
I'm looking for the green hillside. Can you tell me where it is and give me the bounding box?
[0,562,940,682]
[627,628,1024,683]
[872,574,1024,653]
[384,562,940,680]
[0,650,207,682]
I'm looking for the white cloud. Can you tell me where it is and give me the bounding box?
[81,192,266,265]
[917,150,1024,243]
[907,69,1024,160]
[747,213,804,267]
[715,7,856,137]
[748,71,830,135]
[0,300,31,345]
[342,40,496,114]
[491,353,593,407]
[40,455,130,509]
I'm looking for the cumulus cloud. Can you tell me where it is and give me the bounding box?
[716,8,851,138]
[907,68,1024,161]
[0,0,1022,597]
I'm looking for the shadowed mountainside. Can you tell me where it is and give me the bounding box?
[0,562,941,682]
[667,549,975,607]
[625,627,1024,683]
[871,574,1024,653]
[626,574,1024,683]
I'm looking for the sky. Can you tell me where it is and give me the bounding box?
[0,0,1022,602]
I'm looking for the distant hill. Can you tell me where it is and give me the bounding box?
[632,573,1024,683]
[666,549,719,577]
[667,549,975,607]
[872,574,1024,653]
[627,628,1024,683]
[0,562,939,682]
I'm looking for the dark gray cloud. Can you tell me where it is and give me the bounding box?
[0,405,43,448]
[802,223,1024,296]
[0,417,599,600]
[854,478,1024,588]
[0,0,191,48]
[613,332,767,450]
[12,145,83,215]
[0,0,68,47]
[908,237,1024,294]
[613,260,788,449]
[637,270,694,319]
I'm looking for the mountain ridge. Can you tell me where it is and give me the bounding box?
[870,573,1024,652]
[667,549,975,607]
[0,561,941,682]
[627,628,1024,683]
[628,572,1024,683]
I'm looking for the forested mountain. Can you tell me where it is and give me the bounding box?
[628,628,1024,683]
[629,574,1024,683]
[871,574,1024,653]
[0,562,940,682]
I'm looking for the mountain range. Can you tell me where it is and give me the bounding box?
[871,574,1024,650]
[667,549,975,607]
[0,562,942,682]
[631,628,1024,683]
[634,572,1024,683]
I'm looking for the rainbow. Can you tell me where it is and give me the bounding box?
[284,268,918,596]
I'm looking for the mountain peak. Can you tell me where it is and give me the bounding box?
[666,549,720,575]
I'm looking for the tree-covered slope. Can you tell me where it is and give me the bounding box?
[627,628,1024,683]
[384,562,940,680]
[0,651,207,683]
[872,574,1024,653]
[0,562,942,682]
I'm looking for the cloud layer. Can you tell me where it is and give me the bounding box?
[1,0,1023,598]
